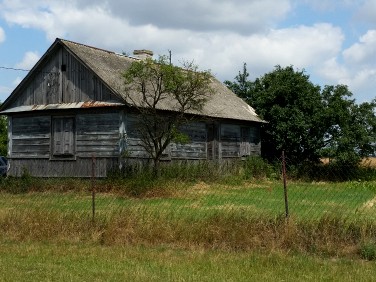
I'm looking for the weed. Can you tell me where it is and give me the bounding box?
[360,241,376,260]
[243,156,274,180]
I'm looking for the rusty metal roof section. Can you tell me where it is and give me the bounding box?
[1,38,265,123]
[1,101,124,114]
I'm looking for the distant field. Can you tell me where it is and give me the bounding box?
[321,157,376,167]
[363,157,376,167]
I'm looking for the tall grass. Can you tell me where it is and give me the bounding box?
[0,157,375,259]
[1,206,376,258]
[2,157,374,195]
[107,157,280,196]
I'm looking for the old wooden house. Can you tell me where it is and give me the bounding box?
[0,38,264,177]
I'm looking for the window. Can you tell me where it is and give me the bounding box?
[52,117,75,157]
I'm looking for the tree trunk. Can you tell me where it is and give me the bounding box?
[152,158,160,178]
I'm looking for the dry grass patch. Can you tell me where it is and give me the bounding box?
[1,207,376,258]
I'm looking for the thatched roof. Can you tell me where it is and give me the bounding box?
[1,38,264,123]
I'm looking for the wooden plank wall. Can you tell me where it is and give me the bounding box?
[76,112,120,158]
[9,111,121,177]
[124,114,150,158]
[8,111,262,177]
[11,116,51,158]
[10,158,118,177]
[170,122,207,159]
[9,46,121,108]
[220,124,261,158]
[124,114,208,160]
[220,124,241,158]
[249,127,261,156]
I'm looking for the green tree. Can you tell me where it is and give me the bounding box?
[123,56,213,173]
[251,65,324,162]
[321,85,376,164]
[226,64,376,164]
[224,63,254,102]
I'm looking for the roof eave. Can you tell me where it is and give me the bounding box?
[0,101,125,114]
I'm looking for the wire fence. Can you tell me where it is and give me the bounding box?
[0,154,375,225]
[281,160,376,222]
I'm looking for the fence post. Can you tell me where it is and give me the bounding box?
[91,154,96,223]
[282,151,289,218]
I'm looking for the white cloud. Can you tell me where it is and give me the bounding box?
[0,1,346,89]
[15,51,40,70]
[340,30,376,101]
[0,26,5,43]
[182,23,344,82]
[104,0,292,34]
[0,0,292,37]
[314,29,376,102]
[356,0,376,25]
[316,58,349,82]
[0,0,374,102]
[66,0,293,34]
[342,69,376,102]
[343,30,376,65]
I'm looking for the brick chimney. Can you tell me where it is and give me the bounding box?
[133,49,153,60]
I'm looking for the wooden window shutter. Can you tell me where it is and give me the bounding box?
[53,118,63,155]
[240,127,251,156]
[53,117,75,156]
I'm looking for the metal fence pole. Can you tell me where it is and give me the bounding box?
[282,151,289,218]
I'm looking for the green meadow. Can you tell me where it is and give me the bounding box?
[1,176,376,280]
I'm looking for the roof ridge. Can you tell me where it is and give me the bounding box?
[58,38,118,56]
[57,38,139,61]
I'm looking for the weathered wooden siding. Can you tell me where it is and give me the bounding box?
[9,46,122,108]
[8,111,121,177]
[170,122,207,159]
[11,116,51,158]
[122,118,261,161]
[14,49,61,106]
[124,114,208,160]
[207,123,219,160]
[7,110,261,177]
[220,124,241,158]
[124,114,150,158]
[10,158,118,177]
[220,123,261,158]
[248,127,261,155]
[76,112,120,158]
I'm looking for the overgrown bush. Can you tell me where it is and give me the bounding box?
[243,156,275,179]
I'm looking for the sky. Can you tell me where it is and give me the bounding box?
[0,0,376,104]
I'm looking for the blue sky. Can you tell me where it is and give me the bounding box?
[0,0,375,103]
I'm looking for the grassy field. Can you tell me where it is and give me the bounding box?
[1,241,376,281]
[321,157,376,167]
[1,178,376,280]
[1,179,375,221]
